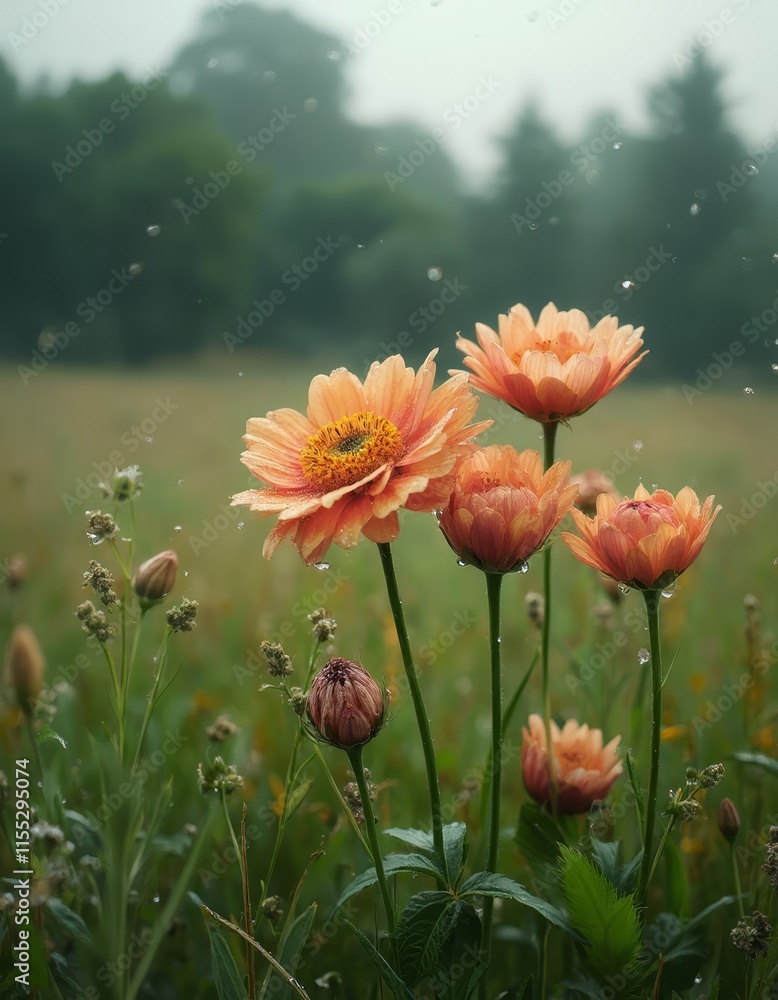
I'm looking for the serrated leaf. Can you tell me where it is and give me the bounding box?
[384,827,436,853]
[346,920,413,1000]
[731,751,778,777]
[394,891,458,988]
[515,802,567,867]
[589,839,621,887]
[37,725,67,749]
[459,872,583,942]
[205,923,245,1000]
[560,846,643,982]
[265,903,317,1000]
[443,822,468,881]
[45,898,92,946]
[334,853,445,912]
[284,777,315,820]
[431,901,483,1000]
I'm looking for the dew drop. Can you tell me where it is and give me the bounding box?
[517,560,529,575]
[128,262,144,275]
[145,224,161,237]
[313,561,330,571]
[620,279,635,290]
[772,364,778,374]
[238,371,244,377]
[374,144,388,155]
[528,222,539,231]
[772,252,778,263]
[120,537,132,543]
[262,70,275,83]
[689,202,700,216]
[612,141,623,150]
[325,49,342,61]
[637,647,650,665]
[743,386,755,396]
[205,57,219,69]
[745,162,759,176]
[153,894,161,903]
[618,583,631,596]
[173,525,182,533]
[456,559,468,568]
[183,571,189,577]
[693,976,703,985]
[237,521,245,530]
[145,436,153,444]
[427,265,444,281]
[585,170,600,185]
[303,97,318,113]
[741,256,754,271]
[632,439,643,452]
[356,243,365,249]
[661,583,676,600]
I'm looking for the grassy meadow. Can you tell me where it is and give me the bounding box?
[1,358,776,996]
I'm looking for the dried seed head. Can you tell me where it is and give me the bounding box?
[699,763,725,788]
[166,597,198,633]
[75,601,116,644]
[524,592,544,630]
[83,560,118,606]
[260,641,293,677]
[205,715,239,743]
[307,658,385,750]
[86,510,117,545]
[308,608,337,643]
[133,550,178,607]
[6,625,45,715]
[262,895,284,924]
[730,910,773,959]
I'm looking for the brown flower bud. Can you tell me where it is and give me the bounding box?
[307,658,385,750]
[132,550,178,607]
[571,469,621,518]
[6,625,45,715]
[718,797,741,844]
[6,554,28,590]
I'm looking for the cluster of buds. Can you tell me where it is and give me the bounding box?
[260,641,293,678]
[205,715,239,743]
[197,756,243,796]
[133,550,178,609]
[308,608,337,643]
[762,826,778,890]
[75,601,116,644]
[83,560,117,606]
[697,763,725,788]
[306,658,386,750]
[5,626,45,716]
[731,910,773,959]
[30,821,65,852]
[85,510,117,545]
[166,598,198,633]
[98,465,143,504]
[261,895,283,925]
[666,763,725,824]
[343,768,376,823]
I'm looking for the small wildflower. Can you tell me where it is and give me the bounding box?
[83,560,117,606]
[288,686,306,716]
[307,658,386,750]
[717,798,741,844]
[308,607,337,643]
[260,640,293,678]
[592,600,616,630]
[761,825,778,889]
[670,795,702,823]
[79,855,102,871]
[86,510,117,545]
[75,601,116,644]
[343,768,376,823]
[99,465,143,504]
[699,763,725,788]
[262,895,284,924]
[6,554,28,590]
[731,910,773,959]
[5,625,45,715]
[166,597,198,633]
[30,821,64,850]
[197,756,243,796]
[133,550,178,608]
[205,715,239,743]
[524,592,545,630]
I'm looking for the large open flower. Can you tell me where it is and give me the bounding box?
[521,714,622,814]
[561,484,720,591]
[455,302,647,423]
[437,446,578,574]
[232,351,490,564]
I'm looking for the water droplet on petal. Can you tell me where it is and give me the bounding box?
[632,439,643,452]
[661,583,676,600]
[205,57,219,69]
[456,559,468,568]
[743,386,755,396]
[128,262,144,275]
[517,560,529,575]
[427,265,444,281]
[741,256,754,271]
[618,583,631,596]
[689,202,700,216]
[303,98,318,113]
[314,561,330,571]
[145,224,161,237]
[637,647,650,665]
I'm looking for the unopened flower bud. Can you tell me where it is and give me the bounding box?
[197,756,243,796]
[718,798,740,844]
[289,686,306,716]
[5,625,45,715]
[307,658,385,750]
[133,550,179,607]
[5,554,28,590]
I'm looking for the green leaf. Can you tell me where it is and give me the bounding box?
[205,922,245,1000]
[731,751,778,777]
[663,835,689,917]
[459,872,583,942]
[624,752,645,831]
[559,846,643,982]
[662,896,738,962]
[334,853,445,912]
[45,898,92,946]
[284,777,315,820]
[346,920,414,1000]
[384,827,436,853]
[37,725,67,749]
[515,802,567,868]
[430,901,483,1000]
[589,840,643,898]
[394,891,459,988]
[442,822,468,881]
[265,903,317,1000]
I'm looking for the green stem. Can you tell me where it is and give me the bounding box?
[645,820,674,890]
[731,844,745,919]
[541,421,558,815]
[377,542,447,879]
[636,590,663,911]
[348,747,395,933]
[24,715,44,789]
[479,572,503,996]
[131,628,171,776]
[311,743,371,856]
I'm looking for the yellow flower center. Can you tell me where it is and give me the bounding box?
[299,412,404,491]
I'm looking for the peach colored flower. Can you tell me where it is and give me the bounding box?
[521,714,622,814]
[570,469,621,518]
[456,302,647,423]
[561,484,720,591]
[232,351,490,564]
[437,446,578,574]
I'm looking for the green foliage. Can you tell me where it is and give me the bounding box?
[559,846,643,983]
[204,921,246,1000]
[265,903,317,1000]
[731,751,778,777]
[334,853,446,912]
[460,872,583,942]
[394,891,460,987]
[346,921,414,1000]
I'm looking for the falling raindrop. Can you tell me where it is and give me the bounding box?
[637,648,650,665]
[743,386,755,396]
[325,49,342,61]
[741,256,754,271]
[618,583,630,596]
[585,170,600,185]
[313,561,330,571]
[374,145,388,155]
[183,571,189,577]
[303,98,318,113]
[262,70,276,83]
[238,371,244,377]
[427,265,444,281]
[237,521,245,530]
[612,141,623,150]
[205,57,219,69]
[145,224,161,237]
[528,222,539,231]
[689,202,700,216]
[173,525,182,533]
[620,279,636,290]
[632,439,643,452]
[128,262,144,275]
[745,162,759,176]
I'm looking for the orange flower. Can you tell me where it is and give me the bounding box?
[561,484,720,591]
[437,446,578,574]
[232,351,490,564]
[521,714,622,814]
[456,302,647,423]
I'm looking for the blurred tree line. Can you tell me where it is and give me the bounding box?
[2,5,777,382]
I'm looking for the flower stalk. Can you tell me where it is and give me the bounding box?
[541,420,558,815]
[347,745,395,933]
[636,590,663,910]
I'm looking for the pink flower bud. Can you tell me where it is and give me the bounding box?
[132,550,178,606]
[307,658,385,750]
